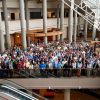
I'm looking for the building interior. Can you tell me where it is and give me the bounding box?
[0,0,100,100]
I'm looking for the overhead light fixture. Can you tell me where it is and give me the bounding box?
[17,35,19,38]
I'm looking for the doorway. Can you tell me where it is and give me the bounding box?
[11,13,15,20]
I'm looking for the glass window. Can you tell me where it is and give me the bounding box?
[1,12,4,20]
[30,12,41,19]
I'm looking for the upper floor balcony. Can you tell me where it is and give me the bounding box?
[0,68,100,89]
[1,18,69,35]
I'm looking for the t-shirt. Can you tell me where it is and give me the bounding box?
[39,63,46,69]
[72,62,76,68]
[77,62,82,68]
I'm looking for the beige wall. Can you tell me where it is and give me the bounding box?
[1,17,84,40]
[0,0,19,8]
[0,0,58,8]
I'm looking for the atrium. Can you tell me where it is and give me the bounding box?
[0,0,100,100]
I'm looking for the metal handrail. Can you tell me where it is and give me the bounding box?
[63,0,100,30]
[66,0,97,20]
[0,79,48,100]
[82,0,98,9]
[63,0,95,26]
[0,68,99,78]
[1,85,38,100]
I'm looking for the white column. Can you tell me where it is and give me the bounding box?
[25,0,30,46]
[43,0,48,44]
[25,0,29,32]
[92,11,98,40]
[27,37,30,47]
[57,3,60,41]
[78,16,81,36]
[74,11,77,42]
[68,0,74,43]
[57,35,60,41]
[57,3,60,29]
[0,9,5,52]
[84,21,88,41]
[92,27,96,40]
[64,89,70,100]
[2,0,11,48]
[53,35,56,41]
[60,0,64,41]
[84,6,88,41]
[19,0,27,48]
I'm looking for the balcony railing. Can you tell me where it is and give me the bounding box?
[0,68,100,78]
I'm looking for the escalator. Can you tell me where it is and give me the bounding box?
[0,84,38,100]
[0,79,48,100]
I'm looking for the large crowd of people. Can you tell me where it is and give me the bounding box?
[0,41,100,77]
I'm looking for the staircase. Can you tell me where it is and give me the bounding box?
[82,0,100,31]
[63,0,100,31]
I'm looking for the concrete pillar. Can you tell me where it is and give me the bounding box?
[84,6,88,41]
[78,16,81,36]
[57,3,60,41]
[92,27,96,40]
[74,11,77,42]
[57,3,60,29]
[92,11,98,40]
[27,37,30,47]
[25,0,29,33]
[64,89,70,100]
[84,21,88,41]
[25,0,30,46]
[68,0,74,43]
[43,0,48,44]
[57,35,60,41]
[19,0,27,48]
[27,38,30,47]
[2,0,11,48]
[53,35,56,41]
[0,9,5,52]
[60,0,64,41]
